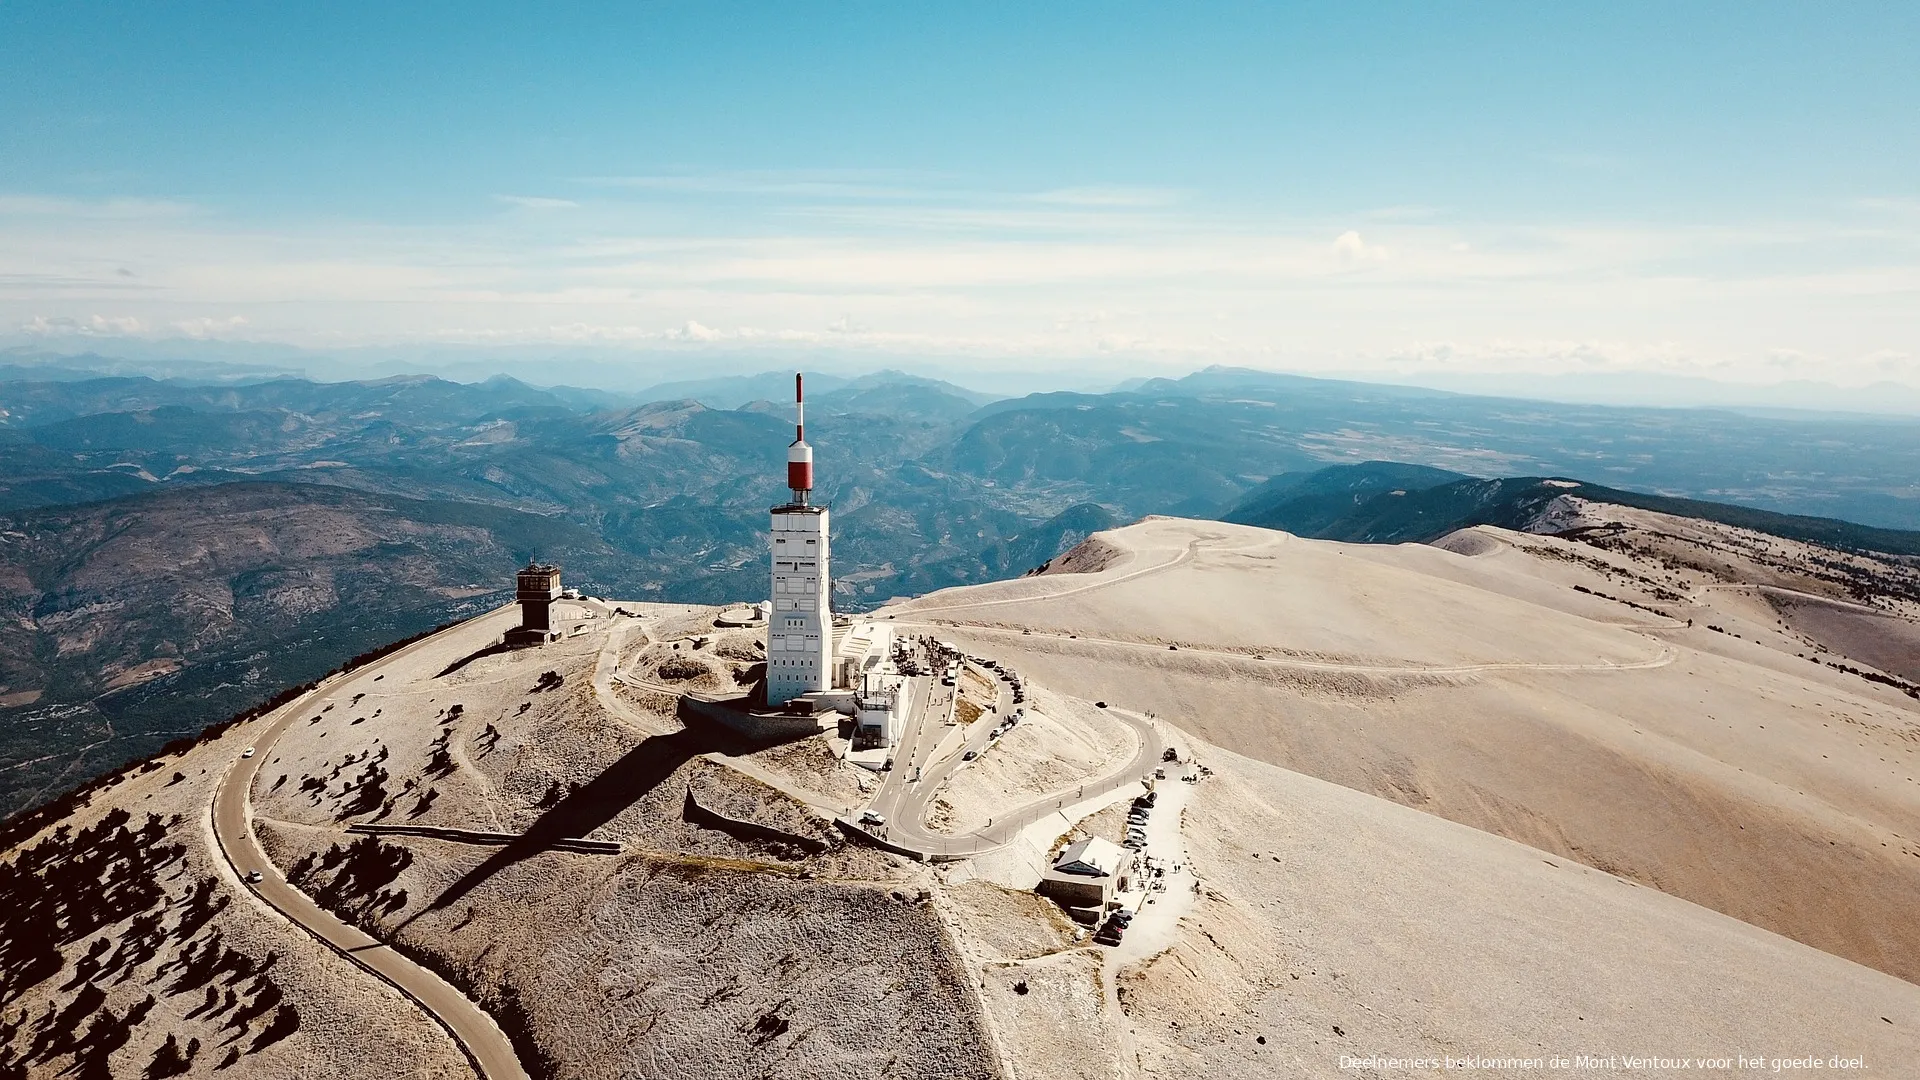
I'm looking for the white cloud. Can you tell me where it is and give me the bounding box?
[173,315,250,338]
[665,320,721,342]
[1,185,1916,389]
[19,313,147,336]
[1330,230,1390,263]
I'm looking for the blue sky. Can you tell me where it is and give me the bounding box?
[2,2,1917,391]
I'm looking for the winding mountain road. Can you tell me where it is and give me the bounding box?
[848,644,1163,860]
[920,622,1677,676]
[209,608,530,1080]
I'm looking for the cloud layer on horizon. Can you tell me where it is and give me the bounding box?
[2,177,1916,389]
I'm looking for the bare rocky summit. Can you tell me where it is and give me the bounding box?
[4,506,1919,1078]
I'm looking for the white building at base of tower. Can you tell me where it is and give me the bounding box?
[767,504,833,705]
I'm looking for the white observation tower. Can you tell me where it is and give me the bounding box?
[767,373,833,705]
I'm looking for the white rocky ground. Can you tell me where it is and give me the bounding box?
[891,516,1920,992]
[8,508,1920,1079]
[0,712,470,1079]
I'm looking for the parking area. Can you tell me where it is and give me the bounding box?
[1089,750,1201,955]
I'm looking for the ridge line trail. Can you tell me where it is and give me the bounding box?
[922,622,1678,676]
[897,528,1678,674]
[887,708,1160,859]
[1689,579,1920,620]
[442,712,508,833]
[897,531,1255,615]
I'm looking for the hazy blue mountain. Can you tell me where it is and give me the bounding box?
[1224,461,1468,531]
[1231,469,1920,558]
[0,481,632,818]
[632,370,854,409]
[6,363,1920,820]
[986,502,1122,576]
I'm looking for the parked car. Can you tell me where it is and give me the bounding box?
[242,748,256,758]
[963,750,978,761]
[246,870,264,884]
[859,810,887,826]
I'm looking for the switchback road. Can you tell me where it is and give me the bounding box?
[210,607,529,1080]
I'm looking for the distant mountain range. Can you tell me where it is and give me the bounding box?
[3,361,1919,819]
[1225,461,1920,557]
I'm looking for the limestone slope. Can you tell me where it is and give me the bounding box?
[1112,744,1920,1076]
[886,515,1920,985]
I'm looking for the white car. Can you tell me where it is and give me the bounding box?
[242,748,256,759]
[859,810,887,827]
[246,870,264,884]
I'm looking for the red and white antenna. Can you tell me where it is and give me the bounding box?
[786,372,813,503]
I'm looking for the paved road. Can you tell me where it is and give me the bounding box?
[967,705,1161,847]
[895,536,1216,615]
[862,668,941,838]
[898,661,1012,820]
[210,607,530,1080]
[926,622,1676,675]
[874,703,1162,859]
[848,640,1164,859]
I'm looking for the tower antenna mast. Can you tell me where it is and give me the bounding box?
[787,372,813,506]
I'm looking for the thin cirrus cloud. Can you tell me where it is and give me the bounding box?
[1028,186,1182,208]
[0,194,201,219]
[572,172,1183,214]
[494,194,581,210]
[574,169,935,201]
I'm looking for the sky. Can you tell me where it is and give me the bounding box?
[2,2,1917,395]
